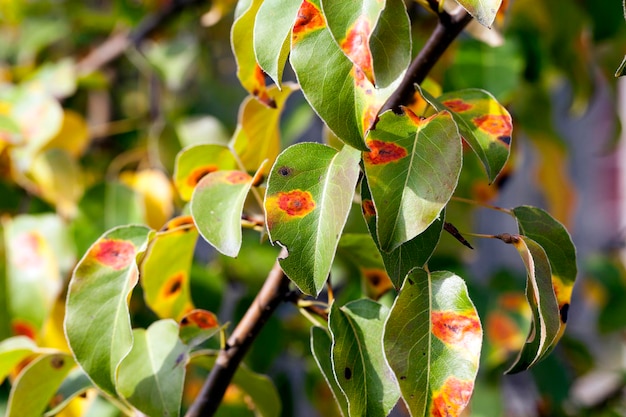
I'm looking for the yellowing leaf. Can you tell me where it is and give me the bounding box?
[120,169,174,229]
[42,110,89,157]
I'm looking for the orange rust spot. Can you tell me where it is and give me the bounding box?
[50,355,65,369]
[12,232,45,269]
[187,165,218,187]
[364,140,407,165]
[341,16,374,82]
[12,320,37,340]
[277,190,316,217]
[180,309,219,329]
[163,272,185,298]
[486,312,523,350]
[362,199,376,217]
[252,65,275,107]
[471,180,498,203]
[164,215,195,231]
[402,106,424,126]
[431,310,481,359]
[442,99,473,112]
[472,114,512,137]
[498,293,527,311]
[431,377,474,417]
[91,239,136,270]
[225,171,252,184]
[251,171,265,187]
[292,0,325,43]
[363,268,393,298]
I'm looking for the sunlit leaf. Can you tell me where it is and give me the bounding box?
[322,0,410,87]
[23,58,76,99]
[363,109,461,252]
[329,299,400,416]
[6,352,75,417]
[0,336,39,383]
[232,0,273,106]
[191,170,255,257]
[290,0,391,150]
[173,144,238,201]
[230,83,297,174]
[455,0,503,28]
[384,269,482,417]
[505,235,561,373]
[43,368,92,417]
[175,116,230,148]
[253,0,302,86]
[117,320,188,417]
[141,216,197,320]
[310,326,349,417]
[65,225,152,396]
[419,87,511,183]
[42,110,90,157]
[191,353,281,417]
[265,143,361,295]
[119,169,174,230]
[361,177,443,288]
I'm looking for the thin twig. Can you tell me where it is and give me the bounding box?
[185,248,291,417]
[380,7,472,113]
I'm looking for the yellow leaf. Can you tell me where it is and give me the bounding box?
[120,169,174,229]
[42,110,90,157]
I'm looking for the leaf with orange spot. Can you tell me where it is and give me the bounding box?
[328,299,400,416]
[265,143,361,296]
[173,144,238,201]
[455,0,503,28]
[4,214,71,338]
[141,216,198,321]
[191,168,258,257]
[179,309,223,348]
[363,109,461,252]
[5,352,76,417]
[361,177,444,288]
[230,83,297,175]
[322,0,410,87]
[0,336,39,384]
[253,0,302,86]
[419,87,511,183]
[384,269,481,417]
[505,235,561,373]
[232,0,274,106]
[290,0,394,150]
[65,225,152,396]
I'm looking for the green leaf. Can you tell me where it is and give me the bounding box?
[329,299,400,416]
[310,326,349,417]
[43,369,92,416]
[191,170,255,257]
[178,309,221,349]
[505,236,561,373]
[117,320,188,417]
[290,0,389,150]
[191,353,281,417]
[361,177,443,288]
[420,87,512,183]
[65,225,152,396]
[265,143,361,295]
[455,0,502,28]
[173,144,238,202]
[230,83,297,174]
[363,109,461,252]
[232,0,273,106]
[253,0,302,86]
[6,353,75,417]
[321,0,411,87]
[615,55,626,77]
[384,269,482,417]
[0,336,38,383]
[141,216,198,320]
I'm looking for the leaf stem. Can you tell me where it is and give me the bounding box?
[185,248,291,417]
[451,196,513,214]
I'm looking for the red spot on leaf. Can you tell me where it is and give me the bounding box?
[431,310,481,359]
[252,65,275,108]
[187,165,218,187]
[12,320,37,340]
[91,239,136,270]
[180,309,219,329]
[292,0,325,43]
[225,171,252,184]
[163,272,185,298]
[362,199,376,217]
[472,114,512,137]
[341,16,374,83]
[363,268,393,299]
[402,106,424,126]
[486,312,523,351]
[277,190,316,217]
[442,99,473,112]
[431,377,474,417]
[12,232,45,269]
[364,140,407,165]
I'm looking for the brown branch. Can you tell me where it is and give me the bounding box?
[77,0,207,75]
[185,248,291,417]
[380,7,473,113]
